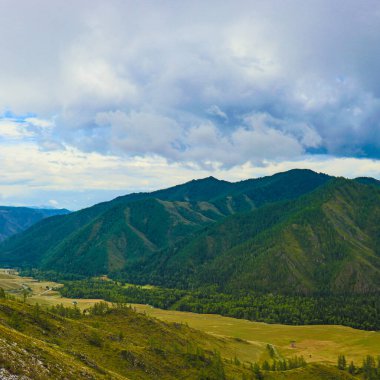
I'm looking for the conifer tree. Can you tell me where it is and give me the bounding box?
[252,363,263,380]
[338,354,347,370]
[348,361,356,375]
[262,360,270,371]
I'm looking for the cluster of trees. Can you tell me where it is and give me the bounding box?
[48,303,82,319]
[233,355,306,380]
[20,269,86,281]
[58,279,380,330]
[337,355,380,379]
[48,301,118,319]
[5,303,51,331]
[261,356,306,372]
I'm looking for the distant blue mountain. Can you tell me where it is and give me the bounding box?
[0,206,70,241]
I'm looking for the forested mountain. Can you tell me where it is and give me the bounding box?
[40,198,224,275]
[0,169,330,273]
[354,176,380,187]
[3,169,380,295]
[126,179,380,295]
[0,206,69,242]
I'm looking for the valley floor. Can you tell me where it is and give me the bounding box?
[132,304,380,366]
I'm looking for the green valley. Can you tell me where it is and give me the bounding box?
[0,271,378,379]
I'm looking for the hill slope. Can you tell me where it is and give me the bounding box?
[126,179,380,295]
[0,206,69,242]
[0,296,247,379]
[0,296,359,380]
[0,169,331,274]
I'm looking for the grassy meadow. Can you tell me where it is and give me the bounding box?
[132,304,380,365]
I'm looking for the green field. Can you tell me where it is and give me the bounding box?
[1,269,379,368]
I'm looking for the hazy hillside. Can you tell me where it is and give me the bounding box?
[127,179,380,295]
[0,206,69,242]
[0,169,331,273]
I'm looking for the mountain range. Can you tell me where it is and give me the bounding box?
[0,206,69,242]
[0,169,379,296]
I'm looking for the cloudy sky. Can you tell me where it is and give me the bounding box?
[0,0,380,209]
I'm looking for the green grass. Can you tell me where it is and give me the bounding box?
[264,364,357,379]
[0,296,254,379]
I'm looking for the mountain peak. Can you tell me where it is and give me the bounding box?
[197,175,221,182]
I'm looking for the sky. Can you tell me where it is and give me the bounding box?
[0,0,380,210]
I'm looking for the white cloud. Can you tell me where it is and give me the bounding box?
[0,1,379,207]
[24,117,54,129]
[0,1,379,161]
[0,119,34,139]
[206,105,228,120]
[48,199,59,208]
[0,137,378,210]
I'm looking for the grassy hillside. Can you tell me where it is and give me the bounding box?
[265,365,357,379]
[0,206,69,242]
[0,294,366,380]
[0,169,330,274]
[0,296,249,379]
[128,179,380,295]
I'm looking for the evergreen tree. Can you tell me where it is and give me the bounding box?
[266,344,275,358]
[338,354,346,370]
[262,360,270,371]
[252,363,263,380]
[348,361,356,375]
[213,351,226,380]
[362,355,376,380]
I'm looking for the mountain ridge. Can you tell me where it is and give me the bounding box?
[0,206,70,242]
[127,178,380,295]
[0,169,331,275]
[2,169,380,296]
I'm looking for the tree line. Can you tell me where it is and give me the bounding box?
[56,279,380,330]
[337,354,380,380]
